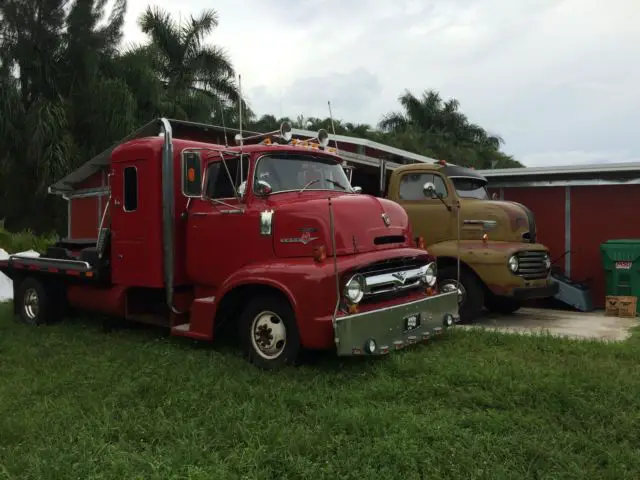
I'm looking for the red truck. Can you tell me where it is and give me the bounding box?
[0,118,460,369]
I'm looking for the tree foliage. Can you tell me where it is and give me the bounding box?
[0,1,520,235]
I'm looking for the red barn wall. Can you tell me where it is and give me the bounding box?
[570,185,640,306]
[488,184,640,309]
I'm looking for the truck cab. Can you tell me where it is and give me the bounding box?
[385,161,558,322]
[0,119,460,369]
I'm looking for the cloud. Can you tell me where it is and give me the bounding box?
[121,0,640,167]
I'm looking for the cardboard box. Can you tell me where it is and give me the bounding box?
[605,296,619,316]
[605,295,637,318]
[617,296,637,318]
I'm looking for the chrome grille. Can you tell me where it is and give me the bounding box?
[357,257,429,300]
[516,251,549,280]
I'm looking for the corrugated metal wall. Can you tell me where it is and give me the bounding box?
[488,184,640,308]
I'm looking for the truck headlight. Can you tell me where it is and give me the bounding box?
[544,253,551,269]
[508,255,519,273]
[422,262,436,286]
[344,274,365,304]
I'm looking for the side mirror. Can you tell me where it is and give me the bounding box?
[182,151,203,197]
[255,180,273,196]
[352,186,362,194]
[423,181,437,198]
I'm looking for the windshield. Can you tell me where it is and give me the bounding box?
[253,153,352,194]
[451,177,489,200]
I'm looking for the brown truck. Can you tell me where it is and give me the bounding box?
[379,160,559,322]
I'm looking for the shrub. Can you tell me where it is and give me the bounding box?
[0,225,58,254]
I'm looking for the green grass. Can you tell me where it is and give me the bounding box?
[0,302,639,479]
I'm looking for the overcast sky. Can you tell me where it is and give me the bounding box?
[122,0,640,167]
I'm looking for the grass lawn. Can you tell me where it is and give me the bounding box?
[1,301,639,479]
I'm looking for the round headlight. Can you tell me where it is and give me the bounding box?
[508,255,519,273]
[422,262,437,286]
[364,338,377,354]
[344,274,365,304]
[544,253,551,269]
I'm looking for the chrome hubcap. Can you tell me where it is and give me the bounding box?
[251,311,287,360]
[24,288,40,320]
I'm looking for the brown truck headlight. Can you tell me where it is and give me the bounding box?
[508,255,519,273]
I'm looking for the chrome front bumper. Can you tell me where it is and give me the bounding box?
[333,291,460,356]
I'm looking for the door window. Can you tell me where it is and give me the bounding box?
[123,166,138,211]
[399,172,448,200]
[204,155,250,200]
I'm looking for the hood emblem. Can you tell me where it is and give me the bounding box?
[391,271,407,283]
[381,213,391,227]
[280,228,318,245]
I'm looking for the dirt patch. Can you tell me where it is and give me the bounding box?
[460,307,638,342]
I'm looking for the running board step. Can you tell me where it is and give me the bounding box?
[170,323,209,340]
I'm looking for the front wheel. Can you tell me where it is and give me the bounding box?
[438,266,485,324]
[239,294,301,370]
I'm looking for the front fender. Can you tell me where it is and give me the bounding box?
[218,262,301,316]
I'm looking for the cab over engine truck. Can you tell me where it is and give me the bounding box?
[346,159,559,323]
[0,118,460,369]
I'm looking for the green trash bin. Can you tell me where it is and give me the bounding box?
[600,239,640,313]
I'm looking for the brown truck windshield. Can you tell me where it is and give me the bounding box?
[253,153,352,194]
[451,177,489,200]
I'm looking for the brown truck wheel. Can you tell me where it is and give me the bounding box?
[485,295,522,315]
[438,266,484,324]
[239,294,302,370]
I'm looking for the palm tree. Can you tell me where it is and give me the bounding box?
[137,6,251,123]
[378,89,512,167]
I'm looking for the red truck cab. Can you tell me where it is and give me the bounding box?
[0,119,460,369]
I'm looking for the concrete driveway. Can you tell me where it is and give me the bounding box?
[460,308,638,342]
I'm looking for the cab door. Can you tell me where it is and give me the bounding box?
[186,154,256,287]
[394,171,455,246]
[110,160,151,286]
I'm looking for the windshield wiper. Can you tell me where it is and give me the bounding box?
[299,178,347,193]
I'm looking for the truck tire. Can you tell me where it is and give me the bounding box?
[16,277,56,326]
[438,266,484,324]
[239,294,301,370]
[485,295,522,315]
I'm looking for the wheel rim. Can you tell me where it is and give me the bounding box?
[23,288,40,320]
[440,279,466,305]
[250,310,287,360]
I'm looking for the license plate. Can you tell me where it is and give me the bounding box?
[403,313,421,333]
[616,261,632,270]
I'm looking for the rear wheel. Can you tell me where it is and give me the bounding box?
[16,277,56,326]
[485,295,522,315]
[438,266,485,323]
[239,294,301,370]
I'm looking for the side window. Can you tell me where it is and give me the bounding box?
[399,173,448,201]
[123,166,138,211]
[204,155,250,200]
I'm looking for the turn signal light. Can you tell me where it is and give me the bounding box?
[312,245,326,262]
[348,304,358,314]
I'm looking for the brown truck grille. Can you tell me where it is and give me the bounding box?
[516,251,549,280]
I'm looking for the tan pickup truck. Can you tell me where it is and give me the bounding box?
[383,161,558,322]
